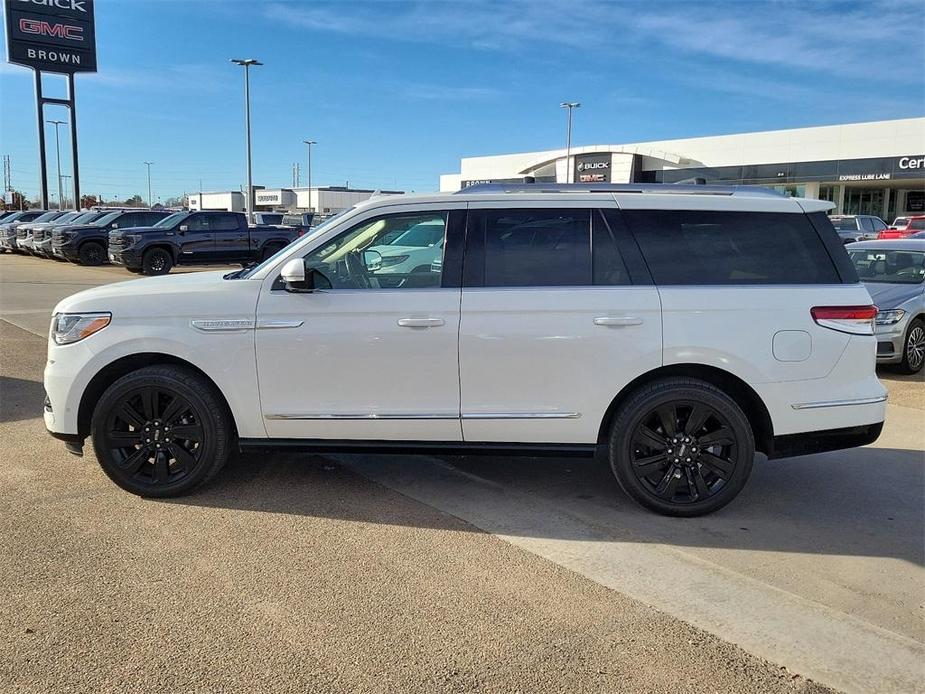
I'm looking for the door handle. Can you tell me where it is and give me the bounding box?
[593,316,643,327]
[397,317,445,328]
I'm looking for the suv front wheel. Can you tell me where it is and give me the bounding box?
[142,248,173,275]
[608,378,755,517]
[90,365,233,497]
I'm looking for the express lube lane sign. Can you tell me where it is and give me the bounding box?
[5,0,97,73]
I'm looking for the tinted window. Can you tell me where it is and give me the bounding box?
[185,215,210,232]
[871,218,887,232]
[592,210,631,286]
[911,219,925,230]
[472,209,590,287]
[212,214,240,231]
[625,210,841,285]
[860,217,874,232]
[830,217,859,231]
[848,249,924,284]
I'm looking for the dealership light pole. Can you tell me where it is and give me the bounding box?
[143,161,154,207]
[232,58,263,223]
[61,174,72,209]
[559,102,580,183]
[46,119,66,209]
[303,140,316,212]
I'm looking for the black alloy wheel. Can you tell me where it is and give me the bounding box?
[142,248,173,275]
[78,241,106,266]
[609,378,754,516]
[91,365,232,497]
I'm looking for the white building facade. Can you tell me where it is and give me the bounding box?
[440,118,925,220]
[188,186,403,215]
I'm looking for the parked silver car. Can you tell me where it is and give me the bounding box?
[830,215,888,244]
[847,239,925,373]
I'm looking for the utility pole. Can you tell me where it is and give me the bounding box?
[559,102,581,183]
[231,58,263,224]
[47,119,67,208]
[143,161,154,207]
[303,140,316,211]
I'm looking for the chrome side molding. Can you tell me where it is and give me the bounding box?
[791,394,888,410]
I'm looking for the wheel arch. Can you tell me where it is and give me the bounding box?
[77,352,237,439]
[142,244,179,262]
[596,364,774,454]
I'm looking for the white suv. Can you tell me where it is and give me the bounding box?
[44,183,886,516]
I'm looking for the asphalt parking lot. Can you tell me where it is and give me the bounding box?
[1,253,922,693]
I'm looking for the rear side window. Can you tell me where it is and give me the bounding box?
[212,214,240,231]
[624,210,841,285]
[469,209,591,287]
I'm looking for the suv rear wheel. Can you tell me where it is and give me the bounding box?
[78,241,106,266]
[608,378,755,517]
[142,248,173,275]
[90,365,233,497]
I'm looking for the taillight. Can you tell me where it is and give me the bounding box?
[811,305,878,335]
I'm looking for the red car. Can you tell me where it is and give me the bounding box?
[879,215,925,239]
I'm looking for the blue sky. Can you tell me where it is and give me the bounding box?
[1,0,923,202]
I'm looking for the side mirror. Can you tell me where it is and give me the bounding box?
[281,258,331,293]
[178,224,188,234]
[363,249,382,271]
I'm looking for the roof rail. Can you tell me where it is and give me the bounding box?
[457,182,786,197]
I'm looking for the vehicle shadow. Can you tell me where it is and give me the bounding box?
[0,375,46,424]
[167,444,925,565]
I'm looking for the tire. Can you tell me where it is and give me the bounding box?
[78,241,107,266]
[608,377,755,517]
[897,318,925,374]
[142,247,173,275]
[90,365,233,497]
[260,242,284,261]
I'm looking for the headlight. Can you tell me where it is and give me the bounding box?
[52,312,111,345]
[875,309,905,326]
[379,254,409,267]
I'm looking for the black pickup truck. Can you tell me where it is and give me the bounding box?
[108,210,298,275]
[52,209,169,265]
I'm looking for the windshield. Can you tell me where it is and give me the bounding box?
[73,211,105,224]
[33,211,61,223]
[849,249,925,284]
[829,217,858,231]
[94,212,122,226]
[891,217,909,227]
[50,212,80,224]
[234,206,355,279]
[1,212,24,223]
[154,211,189,228]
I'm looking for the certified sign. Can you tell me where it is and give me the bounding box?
[5,0,97,73]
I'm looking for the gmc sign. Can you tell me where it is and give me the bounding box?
[5,0,96,73]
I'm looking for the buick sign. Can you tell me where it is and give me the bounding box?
[5,0,97,73]
[574,153,612,183]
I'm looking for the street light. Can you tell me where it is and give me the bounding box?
[143,162,154,207]
[231,58,263,223]
[303,139,316,212]
[61,174,72,209]
[559,102,581,183]
[46,119,67,209]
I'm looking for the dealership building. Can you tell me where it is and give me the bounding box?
[440,118,924,220]
[188,186,402,215]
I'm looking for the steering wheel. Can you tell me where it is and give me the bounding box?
[344,250,371,289]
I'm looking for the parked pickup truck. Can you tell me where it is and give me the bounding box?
[53,209,170,265]
[108,210,298,275]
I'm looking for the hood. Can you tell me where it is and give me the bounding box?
[53,270,239,315]
[864,281,924,309]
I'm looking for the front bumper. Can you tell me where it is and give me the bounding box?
[874,315,911,364]
[0,234,16,250]
[34,238,54,257]
[108,249,142,267]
